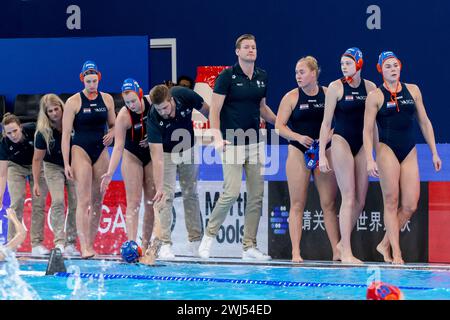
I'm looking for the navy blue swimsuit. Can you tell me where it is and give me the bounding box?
[289,86,326,153]
[124,97,151,166]
[72,91,109,164]
[377,83,416,163]
[334,79,368,156]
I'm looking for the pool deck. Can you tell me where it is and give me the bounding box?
[12,252,450,272]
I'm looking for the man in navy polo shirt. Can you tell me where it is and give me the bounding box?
[147,85,209,259]
[198,34,277,260]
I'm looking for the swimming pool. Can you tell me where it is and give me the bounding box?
[2,255,450,300]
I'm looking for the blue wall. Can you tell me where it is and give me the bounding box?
[0,0,449,142]
[0,36,149,109]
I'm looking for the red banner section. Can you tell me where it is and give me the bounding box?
[18,181,127,255]
[428,182,450,263]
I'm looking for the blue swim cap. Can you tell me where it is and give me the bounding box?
[304,140,320,170]
[121,78,141,95]
[120,240,142,263]
[377,51,401,73]
[81,60,99,75]
[342,47,363,71]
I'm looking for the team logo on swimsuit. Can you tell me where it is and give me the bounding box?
[9,146,13,151]
[386,101,396,109]
[299,104,309,110]
[180,111,186,117]
[313,103,324,108]
[90,104,97,107]
[345,95,354,101]
[400,99,415,105]
[134,123,142,129]
[83,108,91,113]
[232,75,236,79]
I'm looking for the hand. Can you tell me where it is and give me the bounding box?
[65,165,74,181]
[319,155,332,173]
[152,189,166,207]
[433,153,442,172]
[5,208,17,221]
[367,159,379,178]
[139,139,149,148]
[296,134,314,149]
[100,172,113,194]
[103,130,114,146]
[33,184,41,197]
[214,138,231,152]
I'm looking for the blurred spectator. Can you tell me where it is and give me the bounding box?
[177,75,195,89]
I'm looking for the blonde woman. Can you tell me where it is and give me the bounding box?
[275,56,339,262]
[32,94,78,255]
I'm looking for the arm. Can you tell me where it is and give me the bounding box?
[275,90,314,148]
[102,93,116,146]
[209,93,230,150]
[318,81,340,172]
[5,208,26,251]
[32,148,46,197]
[410,84,442,172]
[364,81,380,147]
[100,110,128,194]
[363,89,382,177]
[198,101,210,118]
[62,97,77,180]
[259,98,277,125]
[149,143,165,202]
[0,160,8,208]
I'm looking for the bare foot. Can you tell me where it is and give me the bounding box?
[392,255,404,265]
[341,255,363,264]
[376,242,393,263]
[292,255,303,263]
[81,248,96,259]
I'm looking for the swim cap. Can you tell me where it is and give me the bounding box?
[81,60,99,75]
[121,78,143,99]
[366,281,404,300]
[120,240,142,263]
[80,60,101,81]
[304,140,320,170]
[377,51,401,73]
[342,47,363,71]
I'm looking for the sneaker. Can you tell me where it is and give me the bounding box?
[31,245,50,256]
[158,244,175,259]
[64,244,80,256]
[55,244,65,254]
[242,247,272,261]
[198,235,214,259]
[188,240,201,257]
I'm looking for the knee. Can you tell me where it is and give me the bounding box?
[384,193,399,210]
[50,193,65,207]
[320,198,336,213]
[340,195,355,208]
[290,201,306,214]
[221,189,240,203]
[181,188,198,199]
[402,202,418,215]
[77,197,90,209]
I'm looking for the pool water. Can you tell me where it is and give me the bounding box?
[2,257,450,300]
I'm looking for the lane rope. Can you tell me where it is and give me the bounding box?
[53,272,434,291]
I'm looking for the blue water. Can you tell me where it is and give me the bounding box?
[2,259,450,300]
